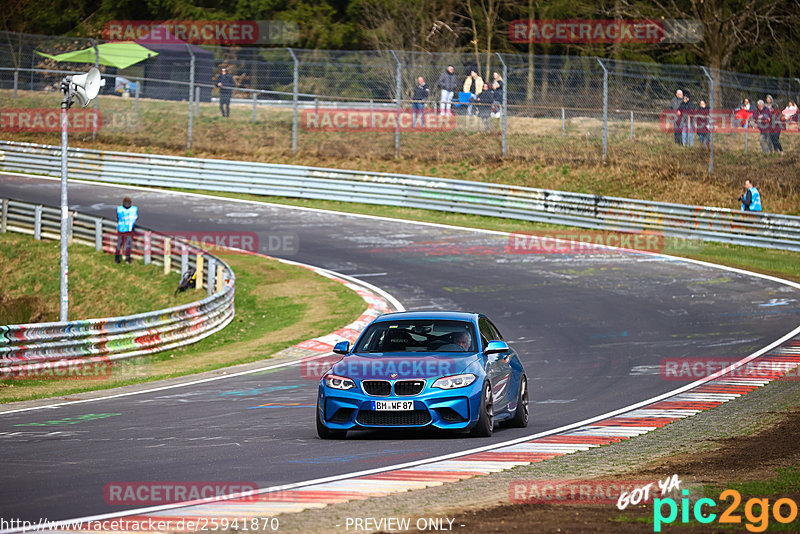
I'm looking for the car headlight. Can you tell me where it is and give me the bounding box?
[432,373,477,389]
[324,374,355,390]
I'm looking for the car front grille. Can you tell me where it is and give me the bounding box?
[356,410,432,426]
[394,379,425,396]
[362,380,391,396]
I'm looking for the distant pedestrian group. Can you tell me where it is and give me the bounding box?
[671,87,797,154]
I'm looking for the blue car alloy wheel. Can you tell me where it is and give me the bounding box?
[316,311,528,439]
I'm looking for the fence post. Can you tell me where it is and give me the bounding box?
[195,86,200,117]
[596,58,608,161]
[207,257,216,296]
[1,199,7,232]
[744,122,749,153]
[163,238,171,275]
[701,66,714,175]
[13,70,18,98]
[186,44,195,150]
[91,39,100,141]
[390,50,401,159]
[135,81,140,112]
[561,108,565,136]
[252,92,257,122]
[196,253,204,290]
[216,265,224,293]
[94,218,102,251]
[497,53,508,158]
[287,48,299,154]
[143,231,151,264]
[630,111,634,140]
[34,205,42,240]
[181,244,189,275]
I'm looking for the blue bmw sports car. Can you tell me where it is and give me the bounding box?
[316,311,528,439]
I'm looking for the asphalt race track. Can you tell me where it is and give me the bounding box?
[2,173,800,522]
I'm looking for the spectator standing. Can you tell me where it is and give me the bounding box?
[739,179,762,212]
[473,83,494,131]
[782,100,798,124]
[412,76,429,128]
[679,92,696,147]
[463,70,484,116]
[115,197,138,264]
[437,65,457,115]
[490,80,502,117]
[735,98,753,128]
[696,99,710,147]
[753,100,773,153]
[214,67,235,117]
[766,95,784,154]
[670,89,684,145]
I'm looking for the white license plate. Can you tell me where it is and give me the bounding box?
[372,400,414,411]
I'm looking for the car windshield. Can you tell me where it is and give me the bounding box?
[353,320,477,353]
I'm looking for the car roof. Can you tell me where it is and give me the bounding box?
[372,311,480,323]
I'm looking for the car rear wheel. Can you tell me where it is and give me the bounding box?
[509,374,529,428]
[316,406,347,439]
[470,382,494,437]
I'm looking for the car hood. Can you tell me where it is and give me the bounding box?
[331,352,481,381]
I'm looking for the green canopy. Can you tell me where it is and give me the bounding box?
[36,41,157,70]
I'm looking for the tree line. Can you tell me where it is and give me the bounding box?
[2,0,798,79]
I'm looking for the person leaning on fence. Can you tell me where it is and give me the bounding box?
[490,81,502,118]
[437,65,458,115]
[739,179,762,212]
[735,98,754,128]
[473,83,494,132]
[670,89,684,145]
[412,76,429,128]
[753,100,774,153]
[696,99,710,147]
[782,100,798,125]
[463,70,484,116]
[679,92,696,147]
[215,67,235,118]
[115,197,138,264]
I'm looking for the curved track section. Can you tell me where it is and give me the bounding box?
[2,173,800,523]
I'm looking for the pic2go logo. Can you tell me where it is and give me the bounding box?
[654,489,799,532]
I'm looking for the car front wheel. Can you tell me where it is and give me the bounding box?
[316,406,347,439]
[509,374,529,428]
[470,382,494,437]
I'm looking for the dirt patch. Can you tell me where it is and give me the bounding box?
[0,294,51,324]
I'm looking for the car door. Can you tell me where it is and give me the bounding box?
[479,317,513,412]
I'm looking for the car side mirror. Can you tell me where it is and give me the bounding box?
[485,340,509,355]
[332,341,350,355]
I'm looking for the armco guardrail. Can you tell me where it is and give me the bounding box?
[0,197,235,377]
[1,140,800,251]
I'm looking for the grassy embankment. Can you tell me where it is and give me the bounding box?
[0,233,364,403]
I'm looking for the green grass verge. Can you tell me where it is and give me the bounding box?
[0,237,365,403]
[0,232,196,324]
